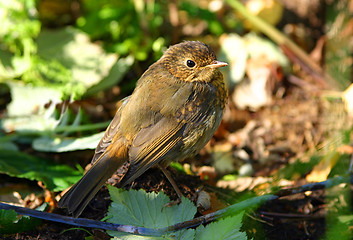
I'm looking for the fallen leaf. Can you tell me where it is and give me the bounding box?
[232,56,273,111]
[217,176,270,192]
[306,151,340,182]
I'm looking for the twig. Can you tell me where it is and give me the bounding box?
[162,194,277,231]
[275,175,352,197]
[0,194,275,236]
[280,45,327,88]
[259,211,324,220]
[0,202,161,236]
[1,176,350,236]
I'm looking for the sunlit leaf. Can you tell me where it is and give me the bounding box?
[32,131,104,152]
[244,33,289,69]
[36,27,120,97]
[5,81,62,117]
[306,151,340,182]
[1,81,62,134]
[85,55,134,97]
[219,34,247,85]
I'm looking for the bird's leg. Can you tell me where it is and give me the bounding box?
[158,164,182,206]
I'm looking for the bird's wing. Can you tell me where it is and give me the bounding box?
[91,97,130,164]
[119,83,215,186]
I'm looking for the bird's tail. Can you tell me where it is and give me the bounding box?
[58,153,124,218]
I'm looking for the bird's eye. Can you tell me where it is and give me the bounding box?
[186,59,196,68]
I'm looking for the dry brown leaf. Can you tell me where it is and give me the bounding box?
[337,145,353,154]
[306,151,340,182]
[217,176,270,192]
[200,192,227,215]
[232,56,274,111]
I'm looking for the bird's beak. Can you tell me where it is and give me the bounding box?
[207,61,228,68]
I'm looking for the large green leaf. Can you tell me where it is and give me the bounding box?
[36,27,119,94]
[0,209,41,234]
[1,81,62,134]
[195,212,246,240]
[106,187,249,240]
[84,55,134,97]
[5,81,62,118]
[0,150,82,191]
[1,81,109,152]
[32,131,105,152]
[106,187,196,240]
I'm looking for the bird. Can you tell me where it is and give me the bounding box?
[58,41,228,218]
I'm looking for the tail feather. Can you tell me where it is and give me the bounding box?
[58,154,123,218]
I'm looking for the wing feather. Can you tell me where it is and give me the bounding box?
[118,83,218,186]
[91,97,130,164]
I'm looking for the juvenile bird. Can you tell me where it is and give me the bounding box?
[58,41,228,217]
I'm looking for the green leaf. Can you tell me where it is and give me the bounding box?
[84,55,134,97]
[32,131,105,152]
[0,209,41,234]
[0,50,15,80]
[244,33,289,70]
[0,0,40,81]
[180,1,224,36]
[276,155,321,180]
[1,80,109,152]
[1,81,62,134]
[338,215,353,223]
[106,188,262,239]
[0,0,40,55]
[106,187,196,239]
[0,150,82,191]
[5,81,62,118]
[195,212,246,240]
[36,27,119,97]
[0,140,19,151]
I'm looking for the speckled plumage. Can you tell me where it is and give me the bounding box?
[58,41,228,217]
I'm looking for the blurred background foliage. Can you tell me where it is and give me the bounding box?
[0,0,240,100]
[0,0,353,238]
